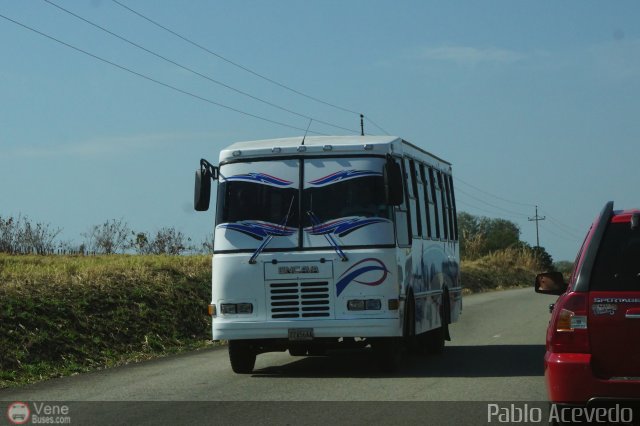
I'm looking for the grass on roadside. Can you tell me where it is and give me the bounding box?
[0,254,213,388]
[461,247,543,294]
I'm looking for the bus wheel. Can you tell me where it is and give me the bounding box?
[289,346,307,356]
[372,337,401,373]
[404,293,418,353]
[425,292,450,355]
[424,323,445,355]
[228,340,256,374]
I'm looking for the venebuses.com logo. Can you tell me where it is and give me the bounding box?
[6,401,71,425]
[6,402,30,425]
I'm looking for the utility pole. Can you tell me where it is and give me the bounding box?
[528,205,546,247]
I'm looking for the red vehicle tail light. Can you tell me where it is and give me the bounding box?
[548,293,590,353]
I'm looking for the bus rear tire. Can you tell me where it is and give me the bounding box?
[228,340,256,374]
[425,291,450,355]
[424,324,445,355]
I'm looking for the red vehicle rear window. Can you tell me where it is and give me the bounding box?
[590,221,640,291]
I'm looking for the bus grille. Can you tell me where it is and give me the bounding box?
[269,281,331,319]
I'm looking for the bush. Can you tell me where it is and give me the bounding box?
[0,215,61,255]
[82,219,131,254]
[461,247,545,293]
[132,228,190,255]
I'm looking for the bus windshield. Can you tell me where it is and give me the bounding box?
[214,157,395,250]
[302,175,391,226]
[216,181,299,228]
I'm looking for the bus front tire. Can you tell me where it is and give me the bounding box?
[228,340,256,374]
[372,338,401,373]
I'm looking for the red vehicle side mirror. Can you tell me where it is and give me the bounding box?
[535,271,568,296]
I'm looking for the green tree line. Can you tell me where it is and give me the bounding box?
[0,215,213,256]
[458,211,555,270]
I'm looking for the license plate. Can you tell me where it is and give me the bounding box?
[288,328,314,341]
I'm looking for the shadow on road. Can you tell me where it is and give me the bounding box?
[251,344,546,379]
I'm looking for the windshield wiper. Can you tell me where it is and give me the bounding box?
[249,196,295,264]
[307,210,348,262]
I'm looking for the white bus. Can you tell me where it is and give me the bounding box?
[195,136,462,373]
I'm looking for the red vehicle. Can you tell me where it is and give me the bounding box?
[535,201,640,411]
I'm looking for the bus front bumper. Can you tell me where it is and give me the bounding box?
[212,318,401,340]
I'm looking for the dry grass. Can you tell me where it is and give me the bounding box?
[461,247,544,294]
[0,254,212,388]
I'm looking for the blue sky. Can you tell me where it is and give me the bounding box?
[1,1,639,261]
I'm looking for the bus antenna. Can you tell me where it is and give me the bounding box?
[301,119,312,145]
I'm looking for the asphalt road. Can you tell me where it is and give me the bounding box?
[0,287,556,425]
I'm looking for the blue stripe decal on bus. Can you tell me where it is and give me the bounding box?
[336,258,389,297]
[305,217,390,237]
[308,170,381,187]
[222,173,294,187]
[218,221,296,240]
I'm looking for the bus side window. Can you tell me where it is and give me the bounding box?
[395,158,411,247]
[419,164,433,239]
[444,174,457,241]
[428,167,441,239]
[436,171,449,240]
[448,174,459,241]
[408,159,422,238]
[415,163,428,239]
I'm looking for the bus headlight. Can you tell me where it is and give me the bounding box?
[347,299,382,311]
[365,299,382,310]
[221,304,237,314]
[347,300,365,311]
[237,303,254,314]
[220,303,254,315]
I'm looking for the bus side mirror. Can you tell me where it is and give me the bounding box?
[194,159,218,212]
[384,157,404,206]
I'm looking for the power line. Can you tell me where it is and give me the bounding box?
[453,174,584,251]
[364,116,391,136]
[0,12,327,135]
[539,223,580,244]
[111,0,363,117]
[454,177,583,240]
[43,0,359,135]
[542,216,582,240]
[456,199,520,220]
[455,186,530,219]
[454,176,536,208]
[538,209,584,236]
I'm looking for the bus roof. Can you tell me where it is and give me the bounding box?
[218,136,451,166]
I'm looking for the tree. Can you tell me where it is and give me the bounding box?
[200,233,215,254]
[480,217,520,253]
[554,260,574,275]
[132,232,152,255]
[530,245,554,271]
[150,227,188,255]
[0,214,60,254]
[83,219,131,254]
[457,212,521,259]
[132,227,190,255]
